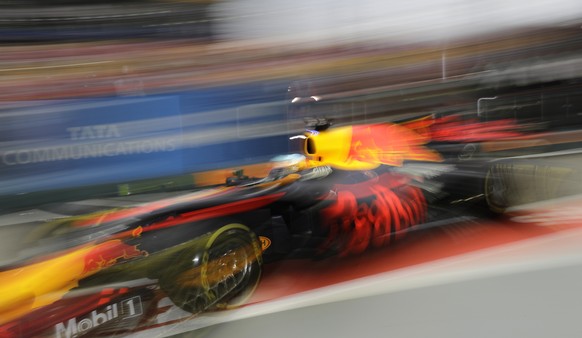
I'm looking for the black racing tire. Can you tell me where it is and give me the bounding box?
[484,163,512,214]
[160,223,262,314]
[484,162,579,214]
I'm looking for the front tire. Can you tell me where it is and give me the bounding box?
[160,223,262,313]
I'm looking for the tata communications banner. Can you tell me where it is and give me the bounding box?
[0,96,183,195]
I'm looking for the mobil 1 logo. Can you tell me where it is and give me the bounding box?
[55,296,143,338]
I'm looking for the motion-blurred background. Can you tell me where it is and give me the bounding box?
[1,0,582,209]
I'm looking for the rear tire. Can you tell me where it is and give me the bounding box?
[484,163,512,214]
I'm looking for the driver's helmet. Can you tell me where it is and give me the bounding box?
[267,154,307,179]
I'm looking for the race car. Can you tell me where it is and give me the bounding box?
[0,116,505,337]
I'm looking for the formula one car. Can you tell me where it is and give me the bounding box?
[0,115,515,337]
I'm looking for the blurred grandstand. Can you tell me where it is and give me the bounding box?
[0,0,213,42]
[1,23,582,110]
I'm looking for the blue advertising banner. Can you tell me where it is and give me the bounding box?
[179,101,290,172]
[176,81,291,172]
[0,80,293,196]
[0,96,183,195]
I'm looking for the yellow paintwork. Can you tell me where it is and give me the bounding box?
[304,123,442,170]
[0,242,119,325]
[304,126,379,170]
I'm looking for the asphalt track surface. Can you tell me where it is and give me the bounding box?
[2,192,582,338]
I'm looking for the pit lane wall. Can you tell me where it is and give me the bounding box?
[0,81,291,199]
